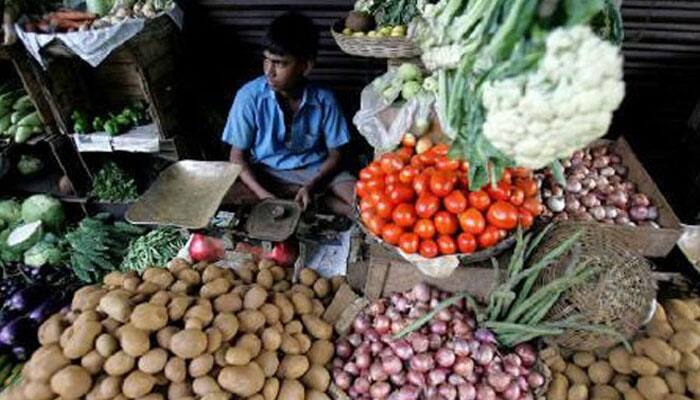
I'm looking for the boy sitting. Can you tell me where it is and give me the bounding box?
[222,12,356,217]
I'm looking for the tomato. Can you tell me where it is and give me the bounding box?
[381,223,403,246]
[399,166,420,184]
[458,208,486,235]
[392,203,417,228]
[432,143,449,156]
[360,162,383,180]
[410,155,423,168]
[418,151,437,166]
[359,197,375,213]
[375,197,394,219]
[456,232,477,254]
[501,169,512,184]
[380,154,404,174]
[486,201,519,230]
[366,176,385,193]
[478,226,501,249]
[444,191,468,214]
[415,193,440,219]
[468,190,491,212]
[362,211,386,236]
[385,173,399,186]
[430,171,455,197]
[419,239,439,258]
[414,219,436,239]
[388,183,415,205]
[355,180,369,199]
[399,232,420,254]
[486,181,511,201]
[522,197,543,217]
[402,133,417,148]
[434,211,458,235]
[435,156,460,171]
[460,161,470,173]
[509,187,525,206]
[368,188,384,205]
[413,173,431,196]
[511,167,532,179]
[515,178,539,198]
[518,208,534,229]
[359,167,375,181]
[437,235,457,255]
[497,228,507,239]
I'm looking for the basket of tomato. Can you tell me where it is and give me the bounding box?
[355,139,543,263]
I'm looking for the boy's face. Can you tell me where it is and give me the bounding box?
[263,51,312,93]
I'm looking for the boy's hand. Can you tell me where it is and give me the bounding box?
[295,185,312,210]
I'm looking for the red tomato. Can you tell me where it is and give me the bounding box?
[396,147,414,163]
[381,223,403,246]
[359,162,383,181]
[418,151,437,166]
[385,173,399,187]
[402,133,417,148]
[430,171,455,198]
[460,161,470,173]
[486,201,519,230]
[501,169,512,184]
[415,193,440,219]
[368,188,384,205]
[456,233,477,254]
[437,235,457,255]
[486,181,511,201]
[478,226,501,249]
[355,180,369,199]
[515,178,539,198]
[414,219,436,240]
[434,211,458,235]
[522,197,543,217]
[375,197,394,219]
[413,173,431,196]
[392,203,417,228]
[468,190,491,212]
[399,166,420,184]
[509,187,525,206]
[518,208,534,229]
[399,232,420,254]
[435,156,460,171]
[444,191,468,214]
[380,154,404,174]
[388,183,415,205]
[410,155,423,168]
[432,143,449,156]
[362,211,386,236]
[359,198,375,213]
[458,208,486,235]
[419,240,439,258]
[366,176,385,193]
[511,167,532,179]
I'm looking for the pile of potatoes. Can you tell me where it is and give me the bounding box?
[542,298,700,400]
[3,258,346,400]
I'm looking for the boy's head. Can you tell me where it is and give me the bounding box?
[263,12,319,93]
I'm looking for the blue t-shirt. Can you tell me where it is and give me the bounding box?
[221,76,351,170]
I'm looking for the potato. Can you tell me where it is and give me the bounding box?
[306,390,331,400]
[137,281,161,295]
[565,364,590,385]
[218,363,265,397]
[257,270,274,289]
[664,371,686,394]
[270,266,286,282]
[122,370,156,399]
[50,365,92,399]
[168,296,192,321]
[681,352,700,371]
[263,378,280,400]
[245,286,268,310]
[294,334,311,354]
[102,317,121,335]
[548,373,570,400]
[625,390,646,400]
[193,376,222,396]
[176,268,201,285]
[274,281,292,293]
[591,385,620,400]
[201,278,231,299]
[170,280,190,294]
[139,348,169,374]
[630,356,660,376]
[171,329,208,359]
[150,291,171,306]
[256,351,280,377]
[201,392,230,400]
[260,304,281,325]
[285,321,303,335]
[262,328,282,351]
[236,334,262,358]
[81,350,105,375]
[104,271,126,287]
[687,370,700,395]
[26,345,70,381]
[298,269,318,287]
[278,379,305,400]
[123,274,142,291]
[224,347,252,366]
[665,395,692,400]
[62,320,102,359]
[613,376,632,393]
[210,312,238,341]
[274,294,295,323]
[301,365,330,392]
[292,285,316,300]
[573,352,596,368]
[278,355,310,379]
[667,300,695,321]
[165,357,187,383]
[568,384,589,400]
[312,279,329,299]
[281,334,301,355]
[206,327,223,353]
[143,268,174,288]
[214,345,229,367]
[137,394,164,400]
[258,259,275,269]
[609,347,633,374]
[214,293,243,314]
[589,361,614,385]
[638,377,669,400]
[131,303,168,331]
[311,299,325,318]
[639,338,681,368]
[120,324,151,357]
[202,265,224,283]
[99,291,132,322]
[671,318,700,334]
[157,326,177,350]
[185,303,214,326]
[38,315,65,346]
[186,317,204,330]
[168,381,192,400]
[307,340,334,365]
[98,376,123,399]
[105,351,136,376]
[24,380,53,400]
[72,286,108,312]
[647,321,675,340]
[330,276,345,293]
[301,315,332,340]
[238,310,265,333]
[671,331,700,352]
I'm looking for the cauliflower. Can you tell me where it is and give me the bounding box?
[482,26,624,169]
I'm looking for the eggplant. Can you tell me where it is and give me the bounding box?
[28,297,66,324]
[7,285,47,313]
[12,345,29,361]
[0,316,37,347]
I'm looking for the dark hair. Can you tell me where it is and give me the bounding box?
[264,12,319,61]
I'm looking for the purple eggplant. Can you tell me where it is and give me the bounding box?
[0,316,37,347]
[28,297,65,324]
[7,286,48,313]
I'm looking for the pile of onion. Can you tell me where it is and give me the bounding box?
[539,144,660,227]
[331,283,545,400]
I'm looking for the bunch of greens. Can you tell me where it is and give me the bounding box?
[90,161,139,203]
[121,227,186,273]
[368,0,420,26]
[71,101,150,136]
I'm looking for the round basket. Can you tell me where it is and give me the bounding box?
[331,20,421,59]
[532,223,657,351]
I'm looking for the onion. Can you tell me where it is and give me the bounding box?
[475,329,496,344]
[547,196,565,213]
[344,362,359,376]
[647,206,659,221]
[629,206,649,222]
[487,372,512,392]
[595,176,609,191]
[581,193,599,208]
[514,344,536,367]
[371,341,384,355]
[409,333,429,353]
[410,353,434,372]
[347,333,362,347]
[428,368,448,386]
[353,315,370,334]
[431,320,448,335]
[476,384,496,400]
[429,333,443,350]
[382,355,402,375]
[412,283,431,303]
[334,370,352,389]
[565,178,582,193]
[385,307,401,321]
[374,315,391,334]
[458,384,477,400]
[604,206,619,219]
[590,206,606,221]
[613,164,628,176]
[392,295,409,312]
[623,181,636,192]
[517,376,529,391]
[397,385,420,400]
[333,358,344,369]
[527,372,545,388]
[356,352,371,369]
[615,215,631,225]
[369,301,386,316]
[391,339,414,361]
[607,190,628,208]
[565,198,581,213]
[380,347,394,358]
[453,320,471,337]
[370,362,388,382]
[454,338,471,357]
[407,370,426,387]
[453,357,475,377]
[449,374,467,386]
[600,167,615,177]
[574,212,594,222]
[436,348,456,368]
[336,340,353,359]
[370,382,391,399]
[437,309,452,322]
[631,193,650,207]
[503,383,521,400]
[439,384,458,400]
[593,155,610,169]
[475,344,495,366]
[353,377,370,394]
[522,393,535,400]
[609,154,622,164]
[592,145,608,157]
[365,329,380,342]
[390,372,406,386]
[468,339,481,354]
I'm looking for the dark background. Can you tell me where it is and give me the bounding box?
[178,0,700,223]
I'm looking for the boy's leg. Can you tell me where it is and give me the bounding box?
[323,176,356,218]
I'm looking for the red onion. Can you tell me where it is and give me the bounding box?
[458,384,477,400]
[590,205,606,221]
[436,348,456,368]
[348,333,362,347]
[380,348,394,358]
[468,339,481,354]
[428,368,448,386]
[370,362,388,382]
[390,372,406,386]
[565,198,581,213]
[429,334,443,350]
[629,205,649,221]
[412,283,431,303]
[333,358,344,369]
[409,305,428,319]
[476,384,496,400]
[370,382,391,399]
[514,344,536,367]
[547,197,565,213]
[485,361,504,375]
[503,383,521,400]
[453,357,474,377]
[382,355,403,375]
[602,218,615,224]
[592,156,610,169]
[353,377,370,394]
[615,215,631,225]
[354,315,370,334]
[600,167,615,177]
[347,388,359,398]
[610,154,622,164]
[487,372,512,392]
[622,181,635,192]
[453,320,471,337]
[391,321,406,335]
[406,370,426,387]
[527,372,545,388]
[344,362,360,376]
[437,309,452,322]
[439,384,458,400]
[475,344,495,366]
[474,329,496,344]
[517,376,528,391]
[581,193,599,208]
[334,370,352,389]
[522,393,534,400]
[449,374,467,386]
[374,315,391,334]
[391,339,414,361]
[337,340,353,359]
[396,385,420,400]
[410,353,434,372]
[409,333,429,353]
[356,352,371,369]
[565,178,582,193]
[604,206,619,219]
[647,206,659,220]
[454,338,471,357]
[431,320,448,335]
[613,164,627,176]
[365,328,380,342]
[369,300,386,316]
[371,341,384,355]
[386,307,401,321]
[631,193,650,207]
[393,295,409,312]
[607,190,628,208]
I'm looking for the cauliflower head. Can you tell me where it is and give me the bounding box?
[481,26,625,169]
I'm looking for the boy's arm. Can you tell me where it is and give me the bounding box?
[294,148,342,210]
[230,147,275,200]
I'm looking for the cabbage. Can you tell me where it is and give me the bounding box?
[0,228,22,263]
[402,81,422,100]
[0,200,21,225]
[7,221,43,252]
[21,195,65,232]
[398,63,422,82]
[24,240,63,268]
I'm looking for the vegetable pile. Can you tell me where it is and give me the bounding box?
[120,227,186,273]
[90,161,139,203]
[539,143,661,227]
[356,140,542,258]
[72,102,150,136]
[332,282,546,400]
[0,84,45,144]
[341,0,415,38]
[3,258,346,400]
[543,298,700,400]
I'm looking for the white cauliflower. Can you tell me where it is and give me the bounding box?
[482,26,625,169]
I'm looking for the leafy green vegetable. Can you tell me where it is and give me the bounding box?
[90,161,139,203]
[24,237,64,268]
[21,195,65,232]
[370,0,420,26]
[6,221,43,252]
[0,200,21,226]
[121,227,186,273]
[17,155,43,176]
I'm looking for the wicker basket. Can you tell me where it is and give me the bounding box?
[331,20,421,59]
[532,223,657,351]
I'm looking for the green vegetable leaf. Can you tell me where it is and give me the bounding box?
[564,0,605,26]
[550,159,566,186]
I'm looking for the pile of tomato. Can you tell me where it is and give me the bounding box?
[355,141,543,259]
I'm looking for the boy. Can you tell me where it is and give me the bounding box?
[222,12,356,217]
